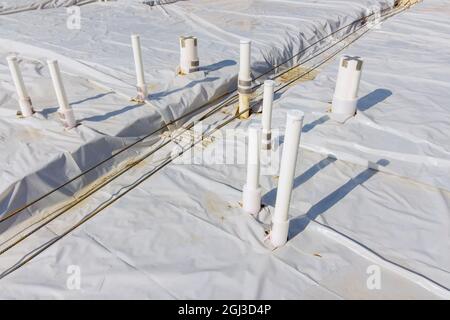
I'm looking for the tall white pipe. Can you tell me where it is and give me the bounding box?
[131,34,147,101]
[242,125,262,215]
[239,40,251,85]
[270,111,304,247]
[238,39,252,119]
[332,55,363,116]
[47,60,77,129]
[179,36,199,74]
[6,56,34,117]
[261,80,275,150]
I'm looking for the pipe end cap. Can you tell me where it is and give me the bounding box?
[287,110,305,122]
[264,80,276,88]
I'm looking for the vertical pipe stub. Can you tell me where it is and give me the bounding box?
[242,125,262,215]
[179,36,199,74]
[47,60,77,129]
[238,39,252,89]
[131,34,147,102]
[270,111,304,247]
[261,80,275,150]
[6,56,34,117]
[332,55,363,116]
[238,39,252,119]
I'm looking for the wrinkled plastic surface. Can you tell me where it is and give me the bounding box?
[0,0,449,299]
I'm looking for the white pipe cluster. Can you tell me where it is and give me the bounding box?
[179,36,199,74]
[242,125,262,215]
[47,60,77,129]
[261,80,275,150]
[6,56,34,117]
[238,39,252,119]
[332,55,363,116]
[131,34,148,102]
[270,111,304,247]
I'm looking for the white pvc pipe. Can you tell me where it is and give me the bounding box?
[47,60,77,129]
[179,36,199,74]
[270,111,304,247]
[47,60,70,111]
[242,125,262,215]
[261,80,275,150]
[239,39,251,85]
[131,34,147,101]
[6,56,34,117]
[238,39,252,119]
[332,55,363,116]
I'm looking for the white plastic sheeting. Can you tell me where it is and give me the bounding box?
[0,0,449,299]
[277,18,450,192]
[265,0,450,293]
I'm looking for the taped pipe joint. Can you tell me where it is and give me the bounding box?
[270,111,304,247]
[332,55,363,117]
[242,125,262,215]
[179,36,199,74]
[238,39,252,119]
[131,34,148,102]
[47,60,77,129]
[261,80,275,150]
[6,56,34,117]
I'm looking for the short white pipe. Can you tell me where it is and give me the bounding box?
[179,36,199,74]
[332,55,363,116]
[270,111,304,247]
[47,60,77,129]
[261,80,275,150]
[131,34,147,101]
[6,56,34,117]
[238,39,252,119]
[242,125,262,215]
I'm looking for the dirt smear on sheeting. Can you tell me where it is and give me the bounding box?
[395,0,422,8]
[279,65,318,85]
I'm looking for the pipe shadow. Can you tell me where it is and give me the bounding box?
[39,107,58,117]
[79,102,145,122]
[71,92,114,107]
[302,115,329,133]
[150,76,219,100]
[276,115,330,146]
[357,89,392,112]
[200,60,236,73]
[273,91,283,101]
[288,159,389,239]
[262,157,337,207]
[39,92,114,117]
